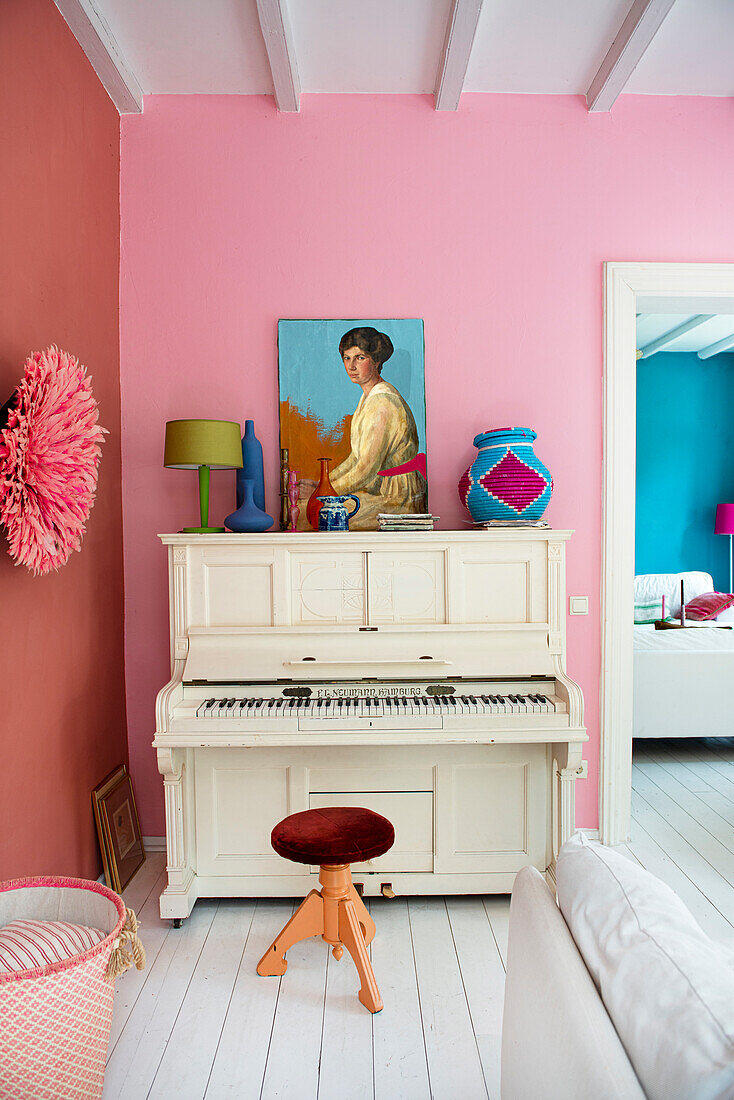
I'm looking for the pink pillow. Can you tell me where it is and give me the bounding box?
[0,918,106,974]
[682,592,734,621]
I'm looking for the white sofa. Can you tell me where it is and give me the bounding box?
[501,865,645,1099]
[501,835,734,1100]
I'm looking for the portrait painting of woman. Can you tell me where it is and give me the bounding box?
[278,319,427,531]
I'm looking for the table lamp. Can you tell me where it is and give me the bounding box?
[715,502,734,592]
[164,419,243,533]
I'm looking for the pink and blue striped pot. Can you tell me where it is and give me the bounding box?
[458,427,553,523]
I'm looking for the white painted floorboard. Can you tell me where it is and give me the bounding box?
[104,738,734,1099]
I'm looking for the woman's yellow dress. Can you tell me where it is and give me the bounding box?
[330,380,427,529]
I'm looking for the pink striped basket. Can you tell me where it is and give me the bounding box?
[0,876,145,1100]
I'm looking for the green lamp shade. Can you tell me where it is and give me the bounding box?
[164,419,243,534]
[164,419,243,470]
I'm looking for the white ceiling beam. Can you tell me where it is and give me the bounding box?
[53,0,142,113]
[697,332,734,360]
[586,0,676,113]
[638,314,715,358]
[434,0,484,111]
[256,0,300,113]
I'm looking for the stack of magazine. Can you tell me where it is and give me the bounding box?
[378,513,439,531]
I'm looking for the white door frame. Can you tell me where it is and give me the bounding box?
[600,262,734,845]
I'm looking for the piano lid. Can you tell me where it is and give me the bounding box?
[182,624,557,683]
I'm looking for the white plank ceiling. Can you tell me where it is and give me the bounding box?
[637,314,734,358]
[72,0,734,99]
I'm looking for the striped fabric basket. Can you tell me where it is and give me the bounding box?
[0,876,145,1100]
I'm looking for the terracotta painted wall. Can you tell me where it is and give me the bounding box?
[121,93,734,835]
[0,0,126,878]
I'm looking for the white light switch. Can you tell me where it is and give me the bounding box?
[569,596,589,616]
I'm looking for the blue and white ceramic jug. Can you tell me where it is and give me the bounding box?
[317,494,361,531]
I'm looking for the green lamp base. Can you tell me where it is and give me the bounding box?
[182,525,225,534]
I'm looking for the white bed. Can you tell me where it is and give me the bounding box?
[633,571,734,739]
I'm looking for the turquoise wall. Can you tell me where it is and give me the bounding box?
[636,351,734,589]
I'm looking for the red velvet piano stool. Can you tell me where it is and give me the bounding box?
[256,807,395,1013]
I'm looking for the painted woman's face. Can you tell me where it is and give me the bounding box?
[342,346,380,386]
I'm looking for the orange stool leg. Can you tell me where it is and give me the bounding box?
[348,884,376,946]
[257,889,324,976]
[339,898,383,1013]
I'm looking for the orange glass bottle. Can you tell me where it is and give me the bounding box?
[306,457,336,530]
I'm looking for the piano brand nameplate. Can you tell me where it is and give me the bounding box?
[317,685,421,697]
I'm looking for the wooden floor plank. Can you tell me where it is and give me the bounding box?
[147,902,253,1100]
[640,744,734,820]
[317,923,374,1100]
[409,898,488,1100]
[205,901,294,1099]
[259,921,329,1100]
[633,766,734,882]
[446,897,505,1100]
[633,760,734,852]
[103,901,219,1099]
[370,897,431,1100]
[106,867,170,1057]
[626,815,734,943]
[481,896,510,971]
[118,851,166,914]
[658,743,734,802]
[631,792,734,946]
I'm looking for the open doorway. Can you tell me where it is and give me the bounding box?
[633,312,734,737]
[601,263,734,846]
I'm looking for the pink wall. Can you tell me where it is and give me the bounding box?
[0,0,126,879]
[121,93,734,835]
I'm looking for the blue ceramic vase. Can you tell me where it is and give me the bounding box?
[458,427,553,523]
[225,478,273,533]
[236,420,265,512]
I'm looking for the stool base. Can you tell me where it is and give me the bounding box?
[256,864,382,1013]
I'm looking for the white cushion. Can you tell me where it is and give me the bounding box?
[634,571,714,617]
[715,604,734,623]
[0,918,106,974]
[556,833,734,1100]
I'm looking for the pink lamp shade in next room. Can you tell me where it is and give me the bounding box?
[715,503,734,593]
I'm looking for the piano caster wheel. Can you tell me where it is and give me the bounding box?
[172,918,184,929]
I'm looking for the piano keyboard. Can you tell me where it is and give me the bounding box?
[194,692,557,719]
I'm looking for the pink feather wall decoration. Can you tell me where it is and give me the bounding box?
[0,346,107,575]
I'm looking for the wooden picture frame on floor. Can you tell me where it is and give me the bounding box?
[92,765,145,893]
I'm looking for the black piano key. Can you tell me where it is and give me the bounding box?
[267,699,276,709]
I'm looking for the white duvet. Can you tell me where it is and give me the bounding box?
[634,625,734,653]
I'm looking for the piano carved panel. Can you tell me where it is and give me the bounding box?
[368,552,446,624]
[434,749,546,874]
[310,791,433,872]
[452,540,547,624]
[289,553,365,625]
[195,754,303,876]
[202,563,275,626]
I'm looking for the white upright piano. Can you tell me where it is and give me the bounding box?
[155,530,586,922]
